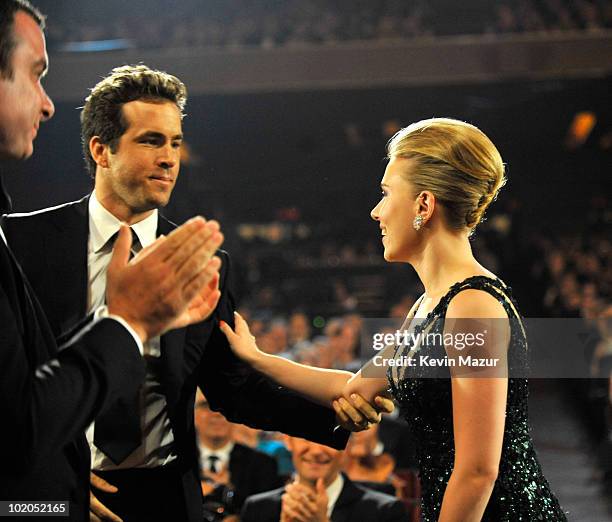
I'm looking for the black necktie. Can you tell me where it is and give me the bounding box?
[208,455,220,473]
[93,227,143,464]
[106,228,141,259]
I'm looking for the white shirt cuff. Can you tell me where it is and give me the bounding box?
[94,305,144,356]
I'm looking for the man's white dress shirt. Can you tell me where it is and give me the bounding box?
[198,440,235,474]
[325,473,344,517]
[85,192,177,470]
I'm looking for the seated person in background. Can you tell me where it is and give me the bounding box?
[342,425,397,496]
[241,435,408,522]
[195,391,281,517]
[232,423,295,480]
[257,432,295,481]
[377,415,419,470]
[232,423,261,449]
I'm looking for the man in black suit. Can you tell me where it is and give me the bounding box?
[0,2,223,520]
[4,63,392,522]
[242,435,408,522]
[195,391,281,515]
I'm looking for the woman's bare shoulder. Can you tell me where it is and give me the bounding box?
[446,287,508,319]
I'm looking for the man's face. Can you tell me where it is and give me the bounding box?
[0,11,55,160]
[194,399,233,445]
[95,99,182,215]
[287,437,344,486]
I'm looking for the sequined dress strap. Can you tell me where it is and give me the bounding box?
[387,275,526,395]
[434,275,523,324]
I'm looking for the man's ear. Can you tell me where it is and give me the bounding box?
[89,136,109,169]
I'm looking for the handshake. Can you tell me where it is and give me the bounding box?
[105,216,224,342]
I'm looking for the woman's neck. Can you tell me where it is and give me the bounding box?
[410,229,481,299]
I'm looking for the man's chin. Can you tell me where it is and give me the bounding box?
[301,473,323,485]
[144,195,172,210]
[2,142,34,161]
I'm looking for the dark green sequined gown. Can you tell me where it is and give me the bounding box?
[387,276,567,521]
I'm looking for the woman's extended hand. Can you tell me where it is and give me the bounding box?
[219,311,263,365]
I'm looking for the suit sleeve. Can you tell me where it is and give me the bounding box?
[195,251,350,449]
[380,498,410,521]
[232,449,280,509]
[240,492,280,522]
[257,453,282,493]
[55,311,95,347]
[240,497,258,522]
[0,278,145,474]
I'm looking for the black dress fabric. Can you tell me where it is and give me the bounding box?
[387,275,568,521]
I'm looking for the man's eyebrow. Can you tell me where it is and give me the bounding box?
[135,131,184,140]
[381,182,390,188]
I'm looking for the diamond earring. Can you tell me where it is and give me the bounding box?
[413,215,424,230]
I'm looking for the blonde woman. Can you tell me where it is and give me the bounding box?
[220,118,567,521]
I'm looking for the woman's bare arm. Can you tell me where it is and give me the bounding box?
[220,313,355,406]
[220,313,392,414]
[438,289,510,521]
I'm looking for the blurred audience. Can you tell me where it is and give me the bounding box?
[490,0,612,34]
[194,392,281,518]
[45,0,612,51]
[232,194,610,500]
[342,425,400,496]
[241,435,409,522]
[189,191,609,515]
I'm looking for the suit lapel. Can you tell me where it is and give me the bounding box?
[1,197,87,475]
[46,196,89,336]
[44,197,90,472]
[1,231,58,364]
[0,239,26,335]
[157,215,186,410]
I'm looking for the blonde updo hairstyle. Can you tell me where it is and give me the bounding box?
[387,118,506,231]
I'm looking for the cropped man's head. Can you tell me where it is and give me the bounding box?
[0,0,54,159]
[0,0,44,78]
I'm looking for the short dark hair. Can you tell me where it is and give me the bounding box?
[0,0,45,79]
[80,64,188,178]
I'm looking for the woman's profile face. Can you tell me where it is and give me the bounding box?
[370,157,418,263]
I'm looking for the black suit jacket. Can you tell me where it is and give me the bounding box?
[3,196,349,522]
[201,442,281,513]
[0,200,145,520]
[228,443,281,509]
[241,475,409,522]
